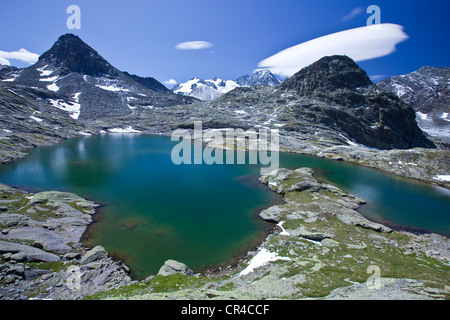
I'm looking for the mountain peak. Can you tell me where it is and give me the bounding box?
[57,33,81,41]
[38,33,117,77]
[281,55,372,93]
[235,69,280,87]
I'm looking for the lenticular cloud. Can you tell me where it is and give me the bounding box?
[258,23,409,77]
[175,41,214,50]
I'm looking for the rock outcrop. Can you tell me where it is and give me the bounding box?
[157,260,194,277]
[0,183,131,300]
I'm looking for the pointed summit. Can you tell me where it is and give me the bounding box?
[38,34,118,77]
[281,55,372,93]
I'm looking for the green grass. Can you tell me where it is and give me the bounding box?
[85,273,211,300]
[27,260,66,272]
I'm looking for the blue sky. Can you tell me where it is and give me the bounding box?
[0,0,448,86]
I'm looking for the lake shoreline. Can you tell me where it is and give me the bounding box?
[87,167,450,300]
[0,132,449,300]
[1,130,449,190]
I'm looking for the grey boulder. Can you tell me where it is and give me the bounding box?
[157,260,193,277]
[80,245,108,264]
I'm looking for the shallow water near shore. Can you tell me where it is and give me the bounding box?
[0,134,448,279]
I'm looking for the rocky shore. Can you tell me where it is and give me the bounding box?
[75,169,450,300]
[0,184,131,299]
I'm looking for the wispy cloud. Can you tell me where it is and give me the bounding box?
[164,79,177,86]
[0,48,39,66]
[175,41,213,50]
[341,7,364,22]
[370,75,387,81]
[258,24,409,78]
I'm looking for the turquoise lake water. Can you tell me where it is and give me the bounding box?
[0,134,448,279]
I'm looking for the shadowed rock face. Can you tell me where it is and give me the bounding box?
[38,34,118,77]
[280,55,372,93]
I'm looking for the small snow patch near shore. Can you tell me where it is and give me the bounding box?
[109,126,141,133]
[433,175,450,182]
[239,248,291,276]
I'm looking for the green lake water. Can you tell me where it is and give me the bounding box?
[0,134,448,279]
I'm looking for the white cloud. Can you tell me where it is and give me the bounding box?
[175,41,213,50]
[341,7,364,22]
[164,79,177,86]
[0,56,10,66]
[258,24,409,78]
[0,48,39,65]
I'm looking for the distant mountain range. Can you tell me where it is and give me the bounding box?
[376,66,449,143]
[172,69,281,101]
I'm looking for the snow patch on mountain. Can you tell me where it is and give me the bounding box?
[30,116,43,122]
[36,65,54,77]
[173,77,237,101]
[47,83,59,92]
[48,98,81,120]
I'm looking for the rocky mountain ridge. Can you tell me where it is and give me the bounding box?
[376,66,449,144]
[1,34,197,120]
[172,69,281,101]
[175,55,435,150]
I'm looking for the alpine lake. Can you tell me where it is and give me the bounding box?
[0,133,448,279]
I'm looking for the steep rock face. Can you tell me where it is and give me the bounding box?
[377,66,449,114]
[376,67,449,143]
[37,34,118,77]
[122,71,170,93]
[278,56,435,149]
